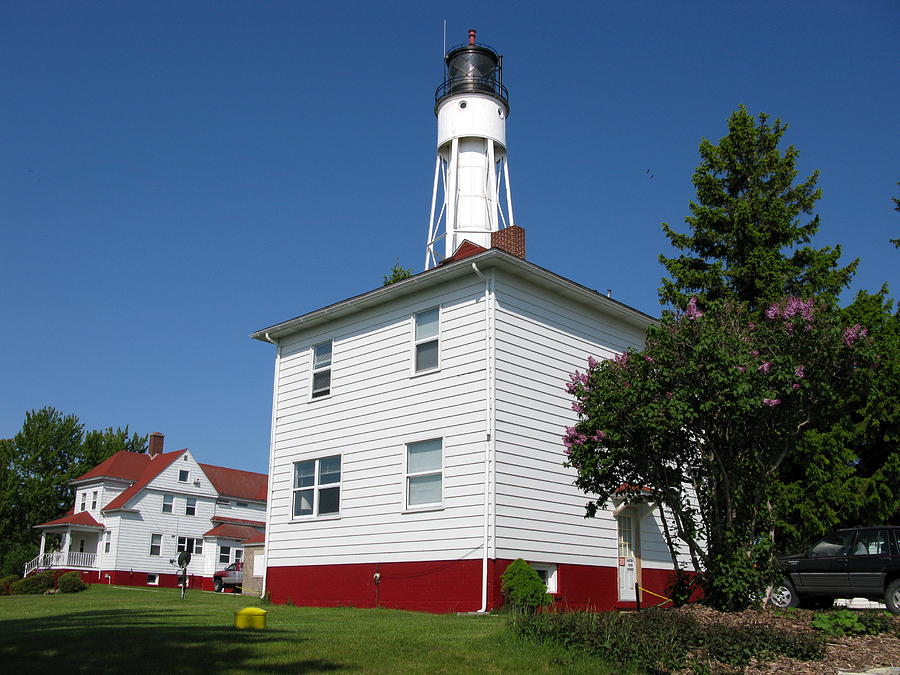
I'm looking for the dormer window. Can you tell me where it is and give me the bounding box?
[178,470,189,482]
[311,340,333,399]
[80,493,87,512]
[91,491,97,510]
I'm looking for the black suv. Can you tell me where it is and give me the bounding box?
[771,526,900,614]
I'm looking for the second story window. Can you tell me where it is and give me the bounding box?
[80,493,87,512]
[91,491,98,510]
[311,340,333,399]
[413,308,440,373]
[185,497,197,516]
[162,495,174,513]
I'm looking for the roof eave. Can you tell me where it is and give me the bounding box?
[251,249,656,342]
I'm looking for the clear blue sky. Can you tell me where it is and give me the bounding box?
[2,1,897,474]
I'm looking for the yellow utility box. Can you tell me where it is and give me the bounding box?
[234,606,267,630]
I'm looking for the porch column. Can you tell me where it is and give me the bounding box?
[39,531,46,556]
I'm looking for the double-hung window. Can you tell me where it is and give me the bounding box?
[292,455,341,518]
[177,537,203,554]
[104,531,111,553]
[80,493,87,512]
[311,340,333,399]
[219,545,231,564]
[406,438,443,508]
[162,494,174,513]
[413,308,440,373]
[91,491,98,510]
[185,497,196,516]
[149,534,162,556]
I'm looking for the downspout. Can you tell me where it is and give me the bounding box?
[472,263,494,612]
[260,332,280,599]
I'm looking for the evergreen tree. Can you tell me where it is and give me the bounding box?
[659,105,856,311]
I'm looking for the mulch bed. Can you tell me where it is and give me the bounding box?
[674,604,900,674]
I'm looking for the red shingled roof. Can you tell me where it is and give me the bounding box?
[102,451,184,511]
[243,532,265,545]
[74,450,156,483]
[200,464,267,501]
[210,515,266,527]
[36,510,103,529]
[203,523,264,541]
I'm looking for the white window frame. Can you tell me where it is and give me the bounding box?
[149,533,162,557]
[405,438,444,510]
[162,494,174,513]
[291,455,342,519]
[80,493,87,512]
[91,491,98,510]
[530,563,559,593]
[219,545,232,565]
[234,549,243,563]
[185,497,196,516]
[146,574,159,586]
[178,469,189,482]
[104,531,111,554]
[177,537,203,555]
[310,339,333,400]
[411,307,441,375]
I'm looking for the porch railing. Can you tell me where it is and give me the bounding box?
[24,551,97,576]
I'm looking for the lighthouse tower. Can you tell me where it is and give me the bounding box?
[425,30,515,269]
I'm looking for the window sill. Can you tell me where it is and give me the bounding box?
[409,368,441,379]
[291,514,341,523]
[402,506,445,514]
[308,394,333,403]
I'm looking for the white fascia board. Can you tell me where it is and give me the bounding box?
[250,250,657,342]
[69,476,134,487]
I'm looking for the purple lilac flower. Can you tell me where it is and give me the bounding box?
[665,391,674,399]
[791,383,800,389]
[685,297,704,320]
[762,398,781,407]
[794,365,805,378]
[843,323,869,347]
[593,430,607,442]
[736,366,746,373]
[758,361,771,373]
[587,356,599,369]
[750,350,760,357]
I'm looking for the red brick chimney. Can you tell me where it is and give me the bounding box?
[491,225,526,259]
[148,432,164,457]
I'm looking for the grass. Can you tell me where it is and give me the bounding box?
[0,585,615,673]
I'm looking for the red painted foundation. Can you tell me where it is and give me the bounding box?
[265,559,687,613]
[55,569,215,591]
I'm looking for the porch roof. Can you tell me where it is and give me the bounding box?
[35,510,104,530]
[203,523,264,541]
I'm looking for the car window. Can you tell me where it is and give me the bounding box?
[809,531,854,557]
[852,530,888,556]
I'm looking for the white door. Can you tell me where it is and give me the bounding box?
[617,513,637,601]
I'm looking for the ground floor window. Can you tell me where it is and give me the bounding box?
[234,549,243,562]
[530,563,558,593]
[149,534,162,556]
[104,531,111,553]
[177,537,203,554]
[292,455,341,518]
[146,574,159,586]
[219,545,231,564]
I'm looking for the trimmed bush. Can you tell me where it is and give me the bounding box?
[10,571,55,595]
[57,571,87,593]
[500,559,552,612]
[0,574,21,595]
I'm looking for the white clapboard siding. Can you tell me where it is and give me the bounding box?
[267,275,490,568]
[492,270,655,567]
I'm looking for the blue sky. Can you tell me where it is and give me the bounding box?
[2,1,897,474]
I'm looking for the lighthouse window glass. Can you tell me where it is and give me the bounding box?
[311,340,332,399]
[413,308,440,373]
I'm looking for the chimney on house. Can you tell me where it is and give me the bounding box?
[148,432,164,457]
[491,225,526,259]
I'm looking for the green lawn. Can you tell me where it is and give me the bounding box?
[0,585,615,673]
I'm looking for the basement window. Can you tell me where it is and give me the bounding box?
[146,574,159,586]
[530,563,558,593]
[310,340,333,399]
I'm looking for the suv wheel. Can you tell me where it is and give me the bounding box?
[886,579,900,615]
[213,577,223,593]
[770,579,801,609]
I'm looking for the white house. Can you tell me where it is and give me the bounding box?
[250,32,686,613]
[27,433,267,591]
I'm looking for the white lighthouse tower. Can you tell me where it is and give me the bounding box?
[425,30,515,269]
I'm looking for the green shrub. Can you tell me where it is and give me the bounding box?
[812,609,895,637]
[10,571,55,595]
[510,608,825,672]
[57,571,87,593]
[500,559,552,612]
[0,574,21,595]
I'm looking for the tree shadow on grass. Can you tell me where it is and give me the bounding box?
[0,608,347,674]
